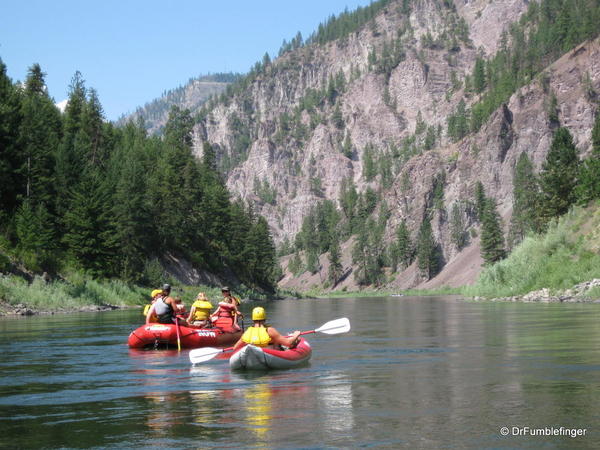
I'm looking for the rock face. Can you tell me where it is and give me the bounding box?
[118,78,231,135]
[172,0,599,291]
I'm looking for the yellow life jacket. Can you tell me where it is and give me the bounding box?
[191,300,213,321]
[241,326,272,347]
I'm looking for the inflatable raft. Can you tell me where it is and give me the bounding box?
[128,323,242,349]
[229,338,312,370]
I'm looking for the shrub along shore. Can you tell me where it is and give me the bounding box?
[0,272,285,317]
[0,273,146,316]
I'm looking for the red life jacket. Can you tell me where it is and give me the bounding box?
[213,302,236,329]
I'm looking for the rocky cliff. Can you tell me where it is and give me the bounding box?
[174,0,598,291]
[117,75,234,134]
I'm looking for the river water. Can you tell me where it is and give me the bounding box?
[1,296,600,448]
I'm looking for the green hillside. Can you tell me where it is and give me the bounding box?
[465,202,600,298]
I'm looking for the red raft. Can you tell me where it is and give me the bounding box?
[128,323,242,349]
[229,338,312,370]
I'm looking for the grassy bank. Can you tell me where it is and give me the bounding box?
[0,270,288,315]
[464,203,600,298]
[0,272,148,312]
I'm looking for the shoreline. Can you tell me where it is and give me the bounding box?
[471,279,600,304]
[4,279,600,317]
[0,299,138,317]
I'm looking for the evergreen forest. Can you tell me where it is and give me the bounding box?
[0,62,278,291]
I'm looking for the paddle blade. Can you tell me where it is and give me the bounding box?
[315,317,351,335]
[189,347,223,364]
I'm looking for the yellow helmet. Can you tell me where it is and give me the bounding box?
[252,306,266,321]
[151,289,162,298]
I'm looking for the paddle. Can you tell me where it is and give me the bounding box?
[175,318,182,351]
[189,317,351,365]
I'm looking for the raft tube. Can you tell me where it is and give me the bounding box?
[128,324,242,349]
[229,338,312,370]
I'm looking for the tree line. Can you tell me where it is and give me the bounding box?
[0,61,278,290]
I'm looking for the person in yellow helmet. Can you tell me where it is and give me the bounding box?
[232,307,301,351]
[187,292,213,328]
[143,289,163,323]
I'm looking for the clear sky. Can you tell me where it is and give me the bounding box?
[1,0,373,121]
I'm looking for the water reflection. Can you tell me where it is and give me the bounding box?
[3,299,600,448]
[315,372,355,434]
[242,383,272,438]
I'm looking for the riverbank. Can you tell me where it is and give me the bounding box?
[0,273,146,317]
[471,279,600,303]
[0,299,128,316]
[0,271,289,317]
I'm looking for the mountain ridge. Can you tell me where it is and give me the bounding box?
[123,0,600,291]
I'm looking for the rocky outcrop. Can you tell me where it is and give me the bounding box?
[473,279,600,303]
[154,0,599,291]
[118,79,230,134]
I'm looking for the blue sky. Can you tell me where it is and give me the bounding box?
[1,0,373,121]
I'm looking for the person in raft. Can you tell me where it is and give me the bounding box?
[232,307,301,351]
[210,287,243,331]
[146,284,189,326]
[173,296,187,317]
[186,292,213,328]
[143,289,163,322]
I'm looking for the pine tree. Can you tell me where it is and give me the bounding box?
[110,124,153,281]
[339,177,358,228]
[450,203,467,250]
[474,181,487,221]
[150,106,197,250]
[342,134,353,158]
[62,170,116,276]
[19,64,61,208]
[576,111,600,204]
[389,220,412,272]
[332,103,344,129]
[243,216,277,290]
[539,127,580,220]
[480,198,506,264]
[473,57,486,93]
[508,152,541,248]
[0,58,24,218]
[362,144,376,181]
[228,199,253,272]
[416,216,438,279]
[351,217,384,286]
[328,235,343,286]
[288,250,303,275]
[55,71,87,218]
[306,248,320,274]
[82,88,106,166]
[15,199,55,270]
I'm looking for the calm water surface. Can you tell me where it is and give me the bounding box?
[1,296,600,448]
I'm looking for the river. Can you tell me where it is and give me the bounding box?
[1,296,599,448]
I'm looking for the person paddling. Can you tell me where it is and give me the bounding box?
[232,307,301,351]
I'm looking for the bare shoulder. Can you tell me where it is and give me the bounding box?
[267,326,281,338]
